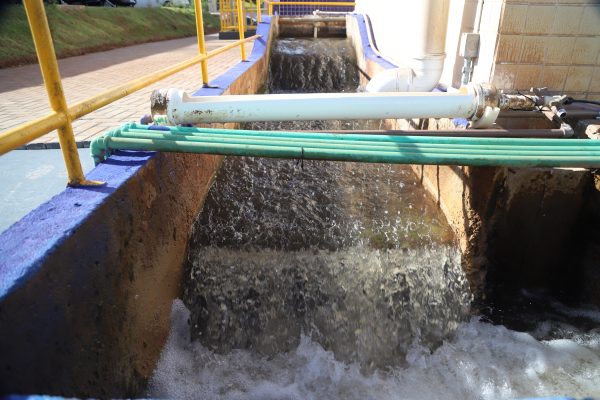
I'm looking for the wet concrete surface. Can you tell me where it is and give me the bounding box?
[0,149,95,232]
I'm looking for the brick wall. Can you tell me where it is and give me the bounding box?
[492,0,600,100]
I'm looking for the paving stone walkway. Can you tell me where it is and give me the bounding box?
[0,34,252,148]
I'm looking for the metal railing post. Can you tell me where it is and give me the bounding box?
[268,0,273,15]
[193,0,210,85]
[235,0,247,61]
[22,0,98,186]
[256,0,261,23]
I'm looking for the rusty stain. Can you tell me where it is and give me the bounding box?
[501,94,538,111]
[150,90,169,115]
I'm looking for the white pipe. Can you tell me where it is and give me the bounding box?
[157,88,480,125]
[409,0,449,59]
[367,59,445,93]
[361,0,450,93]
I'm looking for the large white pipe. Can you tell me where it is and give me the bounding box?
[404,0,449,60]
[360,0,450,93]
[366,61,445,93]
[154,87,481,125]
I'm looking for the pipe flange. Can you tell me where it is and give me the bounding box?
[459,83,500,128]
[472,83,499,120]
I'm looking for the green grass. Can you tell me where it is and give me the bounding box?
[0,4,220,68]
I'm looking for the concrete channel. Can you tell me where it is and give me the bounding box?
[1,11,599,399]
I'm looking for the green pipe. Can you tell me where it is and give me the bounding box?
[123,123,590,146]
[111,130,600,155]
[121,129,599,151]
[92,136,600,168]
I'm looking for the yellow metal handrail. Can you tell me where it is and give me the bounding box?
[236,0,247,60]
[266,1,355,15]
[0,0,259,186]
[21,0,90,185]
[67,36,258,121]
[219,0,262,33]
[194,0,210,85]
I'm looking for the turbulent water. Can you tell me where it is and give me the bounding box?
[148,38,600,398]
[180,157,466,369]
[149,299,600,400]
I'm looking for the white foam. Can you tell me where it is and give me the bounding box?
[148,300,600,400]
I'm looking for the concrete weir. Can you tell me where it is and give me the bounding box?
[0,12,599,398]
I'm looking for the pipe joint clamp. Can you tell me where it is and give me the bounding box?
[465,83,500,128]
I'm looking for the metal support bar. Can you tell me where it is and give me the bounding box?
[236,0,247,60]
[257,0,261,23]
[308,129,568,138]
[23,0,91,186]
[499,110,600,119]
[193,0,210,85]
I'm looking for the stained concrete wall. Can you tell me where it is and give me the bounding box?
[0,151,224,397]
[411,163,591,300]
[0,17,275,399]
[380,116,593,302]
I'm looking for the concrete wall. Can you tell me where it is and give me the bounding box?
[346,14,396,84]
[0,17,274,399]
[460,0,600,99]
[493,0,600,101]
[0,151,224,397]
[410,163,590,299]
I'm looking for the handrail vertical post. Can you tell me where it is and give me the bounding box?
[268,0,273,15]
[23,0,89,186]
[235,0,247,61]
[256,0,261,23]
[193,0,210,85]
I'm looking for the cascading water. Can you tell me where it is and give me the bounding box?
[268,38,360,93]
[148,38,600,399]
[179,158,467,368]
